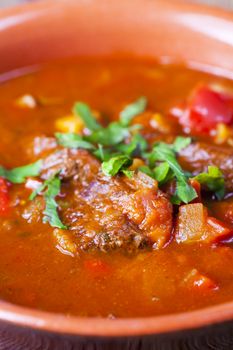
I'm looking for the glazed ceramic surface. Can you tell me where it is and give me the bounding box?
[0,0,233,349]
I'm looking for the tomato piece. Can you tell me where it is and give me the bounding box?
[189,179,201,202]
[179,86,233,134]
[0,177,10,216]
[84,258,111,278]
[206,217,233,243]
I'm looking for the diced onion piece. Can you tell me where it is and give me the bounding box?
[175,203,233,244]
[55,115,84,133]
[183,269,218,291]
[176,203,208,243]
[15,94,37,109]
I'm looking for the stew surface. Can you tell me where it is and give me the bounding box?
[0,57,232,318]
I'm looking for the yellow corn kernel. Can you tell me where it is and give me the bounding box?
[150,113,171,133]
[129,158,145,171]
[55,115,84,133]
[214,123,231,144]
[15,94,37,109]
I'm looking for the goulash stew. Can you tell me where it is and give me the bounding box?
[0,57,232,317]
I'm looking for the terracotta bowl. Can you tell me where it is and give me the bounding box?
[0,0,233,349]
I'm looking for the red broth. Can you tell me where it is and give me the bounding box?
[0,57,232,318]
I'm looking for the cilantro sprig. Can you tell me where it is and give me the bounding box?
[30,173,67,229]
[0,160,42,184]
[55,132,95,150]
[119,96,147,126]
[71,97,147,147]
[193,166,225,200]
[73,102,101,131]
[145,137,197,204]
[102,155,133,177]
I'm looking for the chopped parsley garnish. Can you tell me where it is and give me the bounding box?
[146,139,197,204]
[86,121,131,146]
[55,132,95,150]
[193,166,225,200]
[116,133,148,156]
[71,97,147,147]
[102,155,133,177]
[119,96,147,126]
[153,162,173,184]
[0,160,42,184]
[73,102,101,131]
[30,173,67,229]
[173,136,192,152]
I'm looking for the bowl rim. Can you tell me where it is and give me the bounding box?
[0,299,233,337]
[0,0,233,338]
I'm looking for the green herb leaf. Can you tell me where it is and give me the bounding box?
[73,102,101,131]
[102,155,132,176]
[153,162,172,184]
[87,122,130,146]
[193,166,225,199]
[55,132,95,150]
[117,134,148,156]
[30,173,67,229]
[172,136,192,153]
[122,169,134,178]
[120,97,147,126]
[149,142,197,203]
[0,160,42,184]
[139,165,156,179]
[43,175,67,229]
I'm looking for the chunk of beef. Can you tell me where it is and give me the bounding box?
[30,147,173,253]
[41,148,100,184]
[178,142,233,192]
[22,135,57,161]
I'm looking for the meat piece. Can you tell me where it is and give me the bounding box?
[36,148,173,252]
[178,142,233,192]
[119,188,172,249]
[23,135,57,160]
[41,148,100,183]
[124,171,158,190]
[22,197,45,224]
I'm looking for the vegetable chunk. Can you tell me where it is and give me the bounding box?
[176,203,233,244]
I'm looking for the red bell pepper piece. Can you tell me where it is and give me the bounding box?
[84,258,112,278]
[179,86,233,135]
[0,177,10,216]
